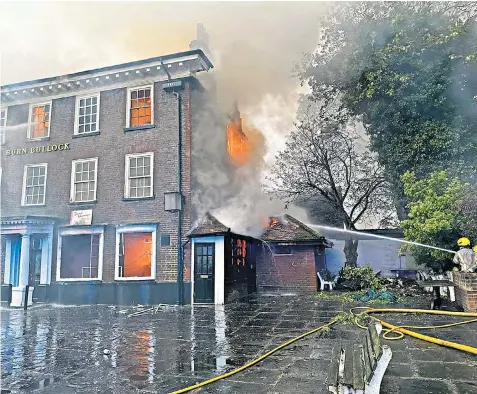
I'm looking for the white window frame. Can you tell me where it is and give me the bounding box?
[70,157,98,203]
[0,107,7,145]
[56,226,104,282]
[21,163,48,206]
[126,85,154,128]
[27,101,52,140]
[115,224,157,281]
[124,152,154,199]
[74,93,100,135]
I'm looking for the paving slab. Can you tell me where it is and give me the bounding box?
[1,294,476,393]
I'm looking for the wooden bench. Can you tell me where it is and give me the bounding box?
[328,321,392,394]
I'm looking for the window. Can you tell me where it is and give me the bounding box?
[127,86,153,127]
[125,153,153,198]
[0,108,6,144]
[273,245,292,255]
[70,158,98,202]
[57,227,103,281]
[28,103,51,139]
[116,224,156,280]
[22,164,47,206]
[76,95,99,134]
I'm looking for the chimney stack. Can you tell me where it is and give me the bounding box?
[189,23,212,61]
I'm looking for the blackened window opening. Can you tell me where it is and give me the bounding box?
[60,234,100,279]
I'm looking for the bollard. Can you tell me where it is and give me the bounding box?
[24,285,29,310]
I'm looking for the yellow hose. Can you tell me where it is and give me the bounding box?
[359,308,477,355]
[169,308,477,394]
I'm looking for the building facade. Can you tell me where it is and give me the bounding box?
[0,49,213,307]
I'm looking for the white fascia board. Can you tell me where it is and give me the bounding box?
[1,71,195,107]
[1,54,206,95]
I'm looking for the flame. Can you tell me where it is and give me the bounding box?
[263,217,280,228]
[226,107,265,168]
[226,117,250,167]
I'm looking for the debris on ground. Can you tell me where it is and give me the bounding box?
[380,277,424,297]
[355,288,396,303]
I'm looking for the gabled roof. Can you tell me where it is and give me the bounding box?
[260,214,325,243]
[187,213,230,237]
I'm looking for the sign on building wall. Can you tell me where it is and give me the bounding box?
[5,143,70,156]
[70,209,93,226]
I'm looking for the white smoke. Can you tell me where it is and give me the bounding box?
[194,89,312,237]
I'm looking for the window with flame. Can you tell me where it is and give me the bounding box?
[0,108,7,144]
[76,95,99,134]
[232,239,247,266]
[125,153,153,199]
[117,230,155,279]
[128,86,153,127]
[22,164,47,206]
[70,158,98,202]
[28,103,51,139]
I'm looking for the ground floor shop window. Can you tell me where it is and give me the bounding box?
[116,225,156,280]
[57,228,103,280]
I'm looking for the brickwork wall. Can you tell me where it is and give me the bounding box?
[257,245,317,293]
[0,79,199,284]
[452,272,477,311]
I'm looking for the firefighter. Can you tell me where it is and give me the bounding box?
[473,245,477,271]
[453,237,476,272]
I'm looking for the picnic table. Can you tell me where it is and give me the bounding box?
[416,279,455,310]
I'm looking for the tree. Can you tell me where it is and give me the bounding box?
[295,194,345,228]
[268,108,396,266]
[297,2,477,219]
[400,170,477,272]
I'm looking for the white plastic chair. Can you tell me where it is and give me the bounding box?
[317,271,335,291]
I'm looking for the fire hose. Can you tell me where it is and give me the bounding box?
[169,308,477,394]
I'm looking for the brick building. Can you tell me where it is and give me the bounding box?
[258,215,331,294]
[188,213,331,304]
[0,48,214,307]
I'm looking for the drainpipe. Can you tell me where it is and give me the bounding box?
[173,91,183,306]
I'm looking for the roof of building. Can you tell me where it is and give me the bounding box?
[1,49,213,106]
[188,212,330,246]
[187,213,230,237]
[260,214,326,243]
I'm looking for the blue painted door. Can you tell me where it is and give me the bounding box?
[9,237,21,287]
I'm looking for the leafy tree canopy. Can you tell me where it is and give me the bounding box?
[400,170,477,272]
[298,2,477,217]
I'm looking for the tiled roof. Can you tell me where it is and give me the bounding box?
[260,214,324,242]
[187,213,230,237]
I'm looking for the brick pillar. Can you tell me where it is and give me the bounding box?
[452,272,477,311]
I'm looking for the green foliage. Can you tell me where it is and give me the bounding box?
[337,266,383,291]
[315,291,358,303]
[299,2,477,218]
[401,170,477,272]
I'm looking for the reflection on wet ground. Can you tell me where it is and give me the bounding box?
[1,295,477,394]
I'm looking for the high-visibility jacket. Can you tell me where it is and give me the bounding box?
[453,248,476,272]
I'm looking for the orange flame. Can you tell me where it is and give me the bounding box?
[226,117,250,167]
[225,102,266,167]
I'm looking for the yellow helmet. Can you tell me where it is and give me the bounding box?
[458,237,471,247]
[473,245,477,253]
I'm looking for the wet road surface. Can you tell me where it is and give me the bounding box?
[1,295,477,393]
